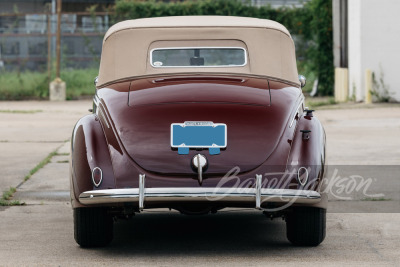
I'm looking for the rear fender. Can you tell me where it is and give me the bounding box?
[70,115,115,208]
[287,113,327,208]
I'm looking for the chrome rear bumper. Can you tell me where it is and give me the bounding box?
[79,187,321,209]
[79,174,321,209]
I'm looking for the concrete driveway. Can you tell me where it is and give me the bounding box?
[0,101,399,266]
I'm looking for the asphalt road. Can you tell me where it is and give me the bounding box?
[0,101,399,266]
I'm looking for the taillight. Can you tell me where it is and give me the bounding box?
[91,167,103,187]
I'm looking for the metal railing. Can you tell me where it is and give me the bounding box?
[0,12,110,71]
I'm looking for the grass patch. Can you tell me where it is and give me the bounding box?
[24,150,58,182]
[2,187,16,200]
[0,109,43,114]
[55,152,70,156]
[0,187,25,206]
[306,97,337,109]
[61,68,98,100]
[361,197,392,201]
[0,71,48,100]
[0,68,98,100]
[0,199,24,206]
[56,160,69,163]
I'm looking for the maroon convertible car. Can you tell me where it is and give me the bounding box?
[70,16,327,247]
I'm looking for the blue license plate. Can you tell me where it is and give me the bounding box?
[171,121,227,155]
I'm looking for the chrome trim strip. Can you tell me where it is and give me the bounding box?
[93,95,100,106]
[98,108,110,128]
[139,174,145,210]
[255,174,262,209]
[79,187,321,206]
[289,112,298,128]
[93,95,100,116]
[289,101,303,128]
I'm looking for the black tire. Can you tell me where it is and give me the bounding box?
[74,207,113,247]
[286,207,326,246]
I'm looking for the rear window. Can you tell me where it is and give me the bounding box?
[150,47,247,68]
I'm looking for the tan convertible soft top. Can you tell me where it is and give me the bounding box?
[97,16,299,87]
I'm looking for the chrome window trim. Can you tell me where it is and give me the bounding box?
[150,47,248,68]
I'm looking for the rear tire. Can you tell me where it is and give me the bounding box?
[74,207,113,247]
[286,207,326,246]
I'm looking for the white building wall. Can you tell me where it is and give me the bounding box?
[348,0,400,101]
[348,0,362,100]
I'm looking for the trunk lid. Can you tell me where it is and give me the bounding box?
[105,77,297,175]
